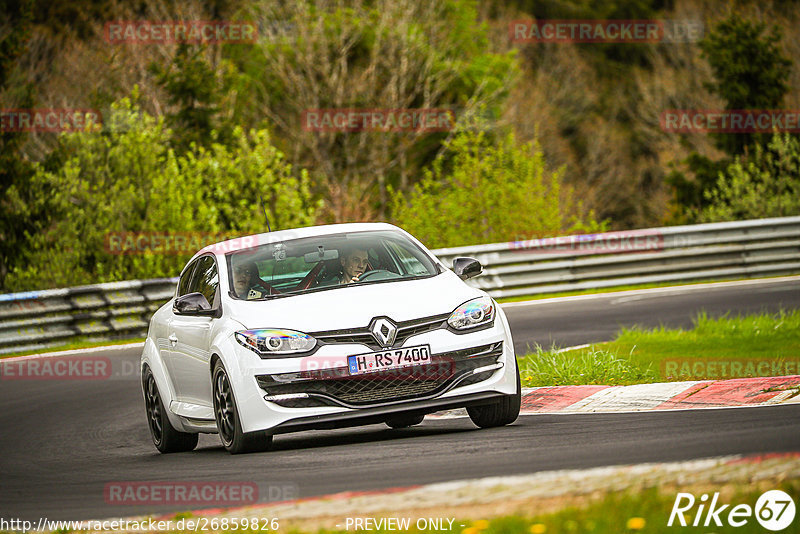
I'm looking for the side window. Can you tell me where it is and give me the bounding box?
[177,260,198,297]
[187,256,219,307]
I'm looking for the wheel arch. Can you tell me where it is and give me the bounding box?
[140,336,189,433]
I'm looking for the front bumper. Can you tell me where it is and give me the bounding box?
[270,390,507,434]
[226,312,517,434]
[256,341,504,409]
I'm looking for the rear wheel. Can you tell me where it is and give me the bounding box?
[143,369,198,453]
[467,360,521,428]
[212,360,272,454]
[385,413,425,429]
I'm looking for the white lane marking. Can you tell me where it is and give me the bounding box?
[610,295,645,304]
[783,392,800,404]
[428,409,468,419]
[764,390,797,404]
[425,396,800,419]
[406,455,738,493]
[563,381,702,412]
[2,342,144,362]
[500,275,800,308]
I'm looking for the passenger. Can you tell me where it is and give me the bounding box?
[232,261,263,298]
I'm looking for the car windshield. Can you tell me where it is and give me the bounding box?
[226,230,439,300]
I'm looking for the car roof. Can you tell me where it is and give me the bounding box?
[194,222,403,260]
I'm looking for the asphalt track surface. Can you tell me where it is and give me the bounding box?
[1,278,799,521]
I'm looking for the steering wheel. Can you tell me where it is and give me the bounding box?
[356,269,400,282]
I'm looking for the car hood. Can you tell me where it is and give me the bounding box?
[226,271,485,331]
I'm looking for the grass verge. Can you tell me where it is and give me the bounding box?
[518,310,800,386]
[447,480,800,534]
[1,337,144,359]
[275,479,800,533]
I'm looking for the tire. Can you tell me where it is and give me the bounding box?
[385,413,425,429]
[143,368,198,453]
[212,360,272,454]
[467,360,521,428]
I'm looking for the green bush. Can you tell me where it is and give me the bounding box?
[391,128,604,249]
[5,97,319,291]
[699,132,800,222]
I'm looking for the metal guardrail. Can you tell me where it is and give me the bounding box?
[0,279,177,355]
[435,216,800,297]
[0,217,798,355]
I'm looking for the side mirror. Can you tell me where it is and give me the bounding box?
[452,257,483,280]
[174,292,212,314]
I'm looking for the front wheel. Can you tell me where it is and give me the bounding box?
[467,361,521,428]
[385,413,425,429]
[143,369,198,453]
[212,360,272,454]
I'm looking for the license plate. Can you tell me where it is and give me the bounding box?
[347,345,431,376]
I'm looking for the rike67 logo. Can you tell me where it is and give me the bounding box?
[669,490,796,531]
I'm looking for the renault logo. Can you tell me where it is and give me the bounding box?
[370,317,397,348]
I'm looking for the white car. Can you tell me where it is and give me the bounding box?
[141,223,520,454]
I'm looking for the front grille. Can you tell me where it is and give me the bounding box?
[311,313,449,350]
[257,342,503,407]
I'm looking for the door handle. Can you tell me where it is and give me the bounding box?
[168,333,178,346]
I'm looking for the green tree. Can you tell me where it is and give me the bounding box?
[149,45,240,152]
[5,98,320,291]
[392,128,604,249]
[699,14,792,155]
[699,132,800,222]
[669,13,793,220]
[0,0,38,291]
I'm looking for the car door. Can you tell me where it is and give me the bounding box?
[168,255,220,406]
[161,258,199,398]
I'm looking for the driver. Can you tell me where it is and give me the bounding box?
[339,246,369,284]
[232,260,263,299]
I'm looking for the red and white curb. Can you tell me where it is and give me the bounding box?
[432,376,800,418]
[528,375,800,413]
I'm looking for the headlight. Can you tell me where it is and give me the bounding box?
[235,329,316,355]
[447,297,495,330]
